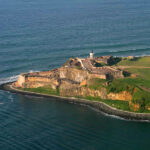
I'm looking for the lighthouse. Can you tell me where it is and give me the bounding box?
[90,50,94,59]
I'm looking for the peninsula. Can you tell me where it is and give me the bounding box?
[2,52,150,120]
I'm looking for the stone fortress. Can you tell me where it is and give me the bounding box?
[70,51,124,80]
[12,52,150,113]
[14,52,135,104]
[15,51,124,90]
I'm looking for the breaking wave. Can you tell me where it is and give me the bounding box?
[29,70,40,73]
[0,70,40,85]
[96,47,150,56]
[0,75,18,85]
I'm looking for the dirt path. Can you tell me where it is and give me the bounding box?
[116,66,150,69]
[140,86,150,93]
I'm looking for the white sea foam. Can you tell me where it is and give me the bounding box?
[80,104,150,122]
[29,70,40,73]
[0,70,40,85]
[0,75,18,85]
[98,110,150,122]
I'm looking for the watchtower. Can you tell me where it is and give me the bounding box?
[90,50,94,59]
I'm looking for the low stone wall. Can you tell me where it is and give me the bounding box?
[26,76,55,83]
[88,73,106,80]
[108,91,132,101]
[1,82,150,122]
[16,69,60,89]
[60,67,88,83]
[17,74,25,87]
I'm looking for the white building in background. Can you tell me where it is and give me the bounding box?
[90,50,94,59]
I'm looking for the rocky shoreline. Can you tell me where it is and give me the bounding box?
[1,82,150,122]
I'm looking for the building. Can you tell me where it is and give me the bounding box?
[95,56,113,65]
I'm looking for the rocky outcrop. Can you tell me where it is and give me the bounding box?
[59,84,133,102]
[129,102,140,112]
[59,79,79,94]
[59,86,106,98]
[107,91,132,101]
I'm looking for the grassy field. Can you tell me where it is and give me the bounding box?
[19,86,150,113]
[84,95,150,113]
[20,87,131,112]
[22,87,59,96]
[106,78,135,93]
[84,96,130,111]
[116,56,150,67]
[114,56,150,89]
[86,78,106,90]
[125,68,150,88]
[20,87,131,111]
[101,100,130,111]
[126,68,150,80]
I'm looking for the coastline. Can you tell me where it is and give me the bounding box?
[1,82,150,122]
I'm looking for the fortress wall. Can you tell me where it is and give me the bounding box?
[23,82,54,89]
[37,70,58,76]
[110,70,124,79]
[60,67,108,82]
[15,69,60,88]
[26,70,57,77]
[16,73,59,89]
[59,85,132,102]
[24,76,59,89]
[60,67,88,83]
[17,74,26,87]
[26,76,53,82]
[88,73,106,80]
[59,86,105,97]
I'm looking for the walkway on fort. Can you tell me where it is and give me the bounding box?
[116,66,150,69]
[140,86,150,93]
[81,59,121,75]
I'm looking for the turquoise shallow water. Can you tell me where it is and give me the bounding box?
[1,0,150,149]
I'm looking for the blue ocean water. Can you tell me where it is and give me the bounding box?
[0,0,150,149]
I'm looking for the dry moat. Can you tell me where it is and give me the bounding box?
[6,52,150,117]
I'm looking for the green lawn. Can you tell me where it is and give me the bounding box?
[118,67,150,89]
[86,78,106,90]
[126,68,150,80]
[106,77,150,112]
[20,87,131,112]
[84,95,150,113]
[22,87,59,96]
[84,95,130,111]
[116,56,150,67]
[101,100,130,111]
[107,77,150,90]
[106,78,135,93]
[19,87,150,113]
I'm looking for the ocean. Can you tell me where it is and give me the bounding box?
[0,0,150,149]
